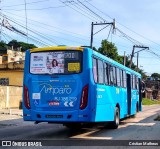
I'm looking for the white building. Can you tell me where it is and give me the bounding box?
[0,49,25,64]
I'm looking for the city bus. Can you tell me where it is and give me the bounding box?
[23,46,142,129]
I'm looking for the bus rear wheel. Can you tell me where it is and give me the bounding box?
[111,107,120,129]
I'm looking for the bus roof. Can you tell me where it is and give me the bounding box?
[29,46,141,77]
[91,48,141,77]
[30,46,84,53]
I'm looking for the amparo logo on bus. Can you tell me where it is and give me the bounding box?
[39,83,72,95]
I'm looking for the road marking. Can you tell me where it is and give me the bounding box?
[120,122,155,128]
[70,129,112,140]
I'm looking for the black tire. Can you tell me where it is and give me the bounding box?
[111,107,120,129]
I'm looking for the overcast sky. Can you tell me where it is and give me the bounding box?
[1,0,160,75]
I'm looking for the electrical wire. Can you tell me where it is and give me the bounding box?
[85,0,160,50]
[116,28,144,46]
[1,0,50,8]
[59,0,95,21]
[1,13,100,43]
[1,12,92,46]
[2,14,59,45]
[66,1,101,22]
[3,10,91,39]
[77,0,106,21]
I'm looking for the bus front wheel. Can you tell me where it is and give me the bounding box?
[111,107,120,129]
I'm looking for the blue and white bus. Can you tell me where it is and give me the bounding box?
[23,46,142,129]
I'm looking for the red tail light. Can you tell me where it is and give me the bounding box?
[24,85,30,109]
[80,85,89,110]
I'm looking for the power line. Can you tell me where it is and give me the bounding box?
[1,32,10,42]
[85,0,160,50]
[24,0,28,43]
[107,25,112,41]
[3,10,89,37]
[84,0,113,20]
[116,28,144,46]
[75,1,160,62]
[0,15,54,46]
[67,1,101,22]
[147,49,160,59]
[2,5,66,11]
[59,0,95,21]
[1,14,59,45]
[2,11,100,46]
[2,0,92,11]
[76,0,106,21]
[1,0,50,8]
[3,13,92,45]
[3,10,102,44]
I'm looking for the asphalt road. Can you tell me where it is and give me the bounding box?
[0,105,160,149]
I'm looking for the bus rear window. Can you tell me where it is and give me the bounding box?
[30,51,82,74]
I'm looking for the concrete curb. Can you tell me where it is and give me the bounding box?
[0,109,23,117]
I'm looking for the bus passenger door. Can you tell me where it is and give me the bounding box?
[127,74,131,115]
[138,78,142,111]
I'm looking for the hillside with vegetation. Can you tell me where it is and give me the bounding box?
[0,40,37,52]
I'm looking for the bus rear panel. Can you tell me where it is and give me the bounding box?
[23,47,95,123]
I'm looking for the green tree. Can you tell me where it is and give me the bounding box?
[7,40,37,52]
[0,41,7,52]
[98,40,119,61]
[151,73,160,79]
[8,40,20,49]
[19,42,37,52]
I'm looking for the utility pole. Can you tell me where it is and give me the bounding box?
[123,51,126,66]
[90,19,116,49]
[90,22,94,49]
[137,52,139,69]
[129,45,149,69]
[0,0,2,42]
[129,45,135,68]
[24,0,28,43]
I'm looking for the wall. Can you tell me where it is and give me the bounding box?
[0,70,23,86]
[0,86,22,109]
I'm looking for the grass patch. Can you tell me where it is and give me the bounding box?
[142,98,160,105]
[154,115,160,121]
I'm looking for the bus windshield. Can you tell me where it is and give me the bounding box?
[30,50,82,74]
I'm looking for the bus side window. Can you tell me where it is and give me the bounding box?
[132,75,136,89]
[97,59,104,84]
[116,68,121,87]
[123,71,126,88]
[92,58,98,83]
[104,63,109,85]
[131,75,133,89]
[110,65,114,85]
[113,67,117,86]
[120,69,123,87]
[135,76,139,90]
